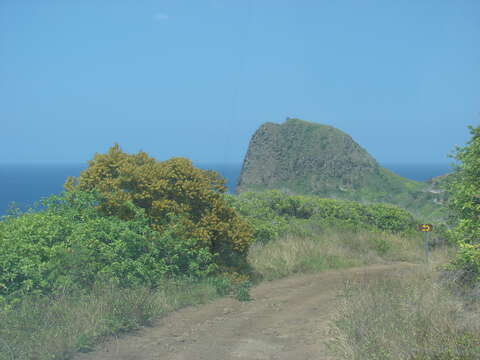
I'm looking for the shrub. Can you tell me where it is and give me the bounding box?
[205,271,252,301]
[226,190,418,243]
[223,192,290,243]
[0,190,218,310]
[445,242,480,285]
[64,144,254,272]
[444,125,480,286]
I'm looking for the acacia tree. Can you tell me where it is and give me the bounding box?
[445,125,480,283]
[64,144,254,272]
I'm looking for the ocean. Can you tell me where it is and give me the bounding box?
[0,162,453,217]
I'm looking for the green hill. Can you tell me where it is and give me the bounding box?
[236,118,448,222]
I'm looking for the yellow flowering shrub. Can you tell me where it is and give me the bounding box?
[64,143,254,272]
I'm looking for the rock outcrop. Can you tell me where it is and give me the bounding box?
[237,118,380,194]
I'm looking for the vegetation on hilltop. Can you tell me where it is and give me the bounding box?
[426,172,454,189]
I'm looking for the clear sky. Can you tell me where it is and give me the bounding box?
[1,0,479,165]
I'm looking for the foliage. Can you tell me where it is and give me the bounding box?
[225,190,418,243]
[206,271,253,301]
[0,190,218,310]
[222,192,290,243]
[447,243,480,284]
[444,125,480,285]
[445,125,480,243]
[64,143,254,272]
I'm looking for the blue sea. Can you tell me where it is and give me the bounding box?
[0,162,453,217]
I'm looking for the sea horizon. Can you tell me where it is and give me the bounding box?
[0,162,454,216]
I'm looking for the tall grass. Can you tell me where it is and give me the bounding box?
[328,253,480,360]
[248,226,424,281]
[0,276,220,360]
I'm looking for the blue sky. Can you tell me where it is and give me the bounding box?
[1,0,479,165]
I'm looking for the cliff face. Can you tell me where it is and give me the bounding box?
[237,118,380,194]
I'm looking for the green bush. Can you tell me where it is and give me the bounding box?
[225,190,418,243]
[445,242,480,285]
[233,281,252,302]
[204,273,252,301]
[444,125,480,286]
[0,190,218,311]
[223,192,290,243]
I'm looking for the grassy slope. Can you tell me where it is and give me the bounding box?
[238,119,449,223]
[239,166,448,223]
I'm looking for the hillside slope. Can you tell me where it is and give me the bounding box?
[236,118,447,222]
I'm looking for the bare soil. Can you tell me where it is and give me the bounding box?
[73,262,418,360]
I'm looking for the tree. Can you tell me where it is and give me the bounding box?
[445,125,480,284]
[64,144,254,272]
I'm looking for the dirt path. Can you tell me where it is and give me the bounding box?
[73,262,418,360]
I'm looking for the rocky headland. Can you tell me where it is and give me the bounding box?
[236,118,449,222]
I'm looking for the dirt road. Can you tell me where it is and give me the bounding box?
[74,262,418,360]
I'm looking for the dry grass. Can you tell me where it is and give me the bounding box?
[327,250,480,360]
[248,227,424,281]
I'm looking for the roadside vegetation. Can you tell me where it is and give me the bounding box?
[327,124,480,359]
[0,126,478,360]
[328,250,480,360]
[247,227,423,281]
